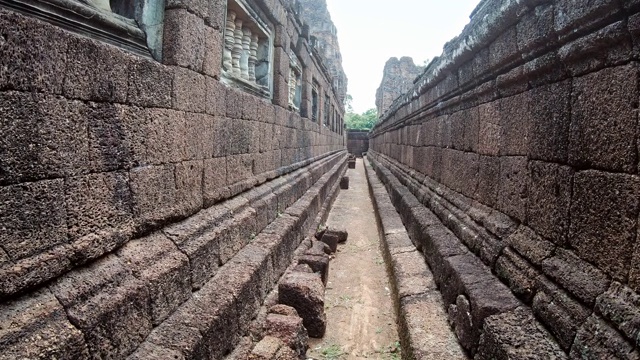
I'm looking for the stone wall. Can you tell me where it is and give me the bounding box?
[347,130,369,157]
[375,56,424,116]
[369,0,640,358]
[0,0,347,358]
[297,0,348,104]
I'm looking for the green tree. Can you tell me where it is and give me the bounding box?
[345,107,378,130]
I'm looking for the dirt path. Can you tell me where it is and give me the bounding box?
[307,158,401,360]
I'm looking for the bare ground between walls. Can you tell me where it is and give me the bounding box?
[307,159,401,360]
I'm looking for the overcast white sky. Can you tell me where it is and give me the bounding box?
[325,0,481,113]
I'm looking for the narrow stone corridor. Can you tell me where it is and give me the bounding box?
[307,158,400,359]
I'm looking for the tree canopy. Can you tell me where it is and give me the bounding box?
[344,94,378,130]
[345,108,378,131]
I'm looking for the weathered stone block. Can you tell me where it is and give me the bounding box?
[527,161,573,246]
[118,233,191,325]
[219,208,257,265]
[569,170,640,281]
[392,251,437,299]
[203,157,229,206]
[527,80,571,163]
[570,315,640,360]
[494,248,539,303]
[559,21,632,77]
[0,245,74,299]
[0,178,66,262]
[474,155,498,207]
[166,0,209,19]
[440,254,521,353]
[86,103,146,172]
[499,92,529,156]
[226,154,254,185]
[64,171,133,245]
[533,276,591,352]
[278,272,326,338]
[0,289,89,359]
[476,307,567,359]
[477,101,501,156]
[175,160,204,217]
[205,0,226,29]
[340,176,349,189]
[401,292,467,359]
[0,9,69,94]
[142,108,185,164]
[0,92,89,184]
[129,164,177,230]
[64,36,130,102]
[517,4,556,59]
[163,8,205,71]
[489,26,519,71]
[265,313,309,357]
[308,239,331,255]
[595,282,640,348]
[172,67,207,113]
[496,156,528,222]
[320,232,339,253]
[248,336,288,360]
[128,58,173,108]
[569,64,638,173]
[541,248,610,307]
[554,0,620,41]
[298,254,329,285]
[185,113,215,160]
[505,225,555,266]
[421,225,468,284]
[212,116,231,157]
[227,118,252,155]
[163,215,223,289]
[127,342,185,360]
[206,77,226,116]
[49,255,153,358]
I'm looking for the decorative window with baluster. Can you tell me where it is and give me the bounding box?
[288,50,302,112]
[311,80,320,122]
[222,0,273,98]
[0,0,164,59]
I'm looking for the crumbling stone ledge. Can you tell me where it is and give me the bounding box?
[224,154,347,360]
[364,158,467,360]
[366,154,578,359]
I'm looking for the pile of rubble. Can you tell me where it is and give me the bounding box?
[248,228,348,359]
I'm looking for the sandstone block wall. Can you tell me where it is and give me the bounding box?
[370,0,640,358]
[0,0,346,358]
[346,130,369,157]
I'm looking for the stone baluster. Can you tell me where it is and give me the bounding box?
[223,11,236,72]
[288,68,297,108]
[232,19,244,78]
[240,28,252,80]
[249,35,259,83]
[82,0,111,12]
